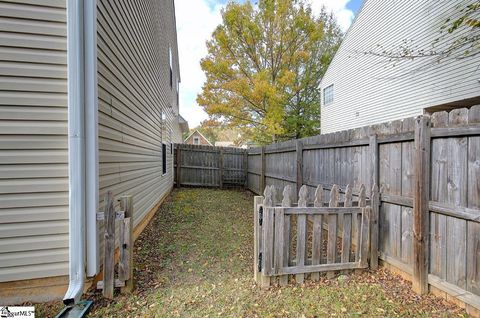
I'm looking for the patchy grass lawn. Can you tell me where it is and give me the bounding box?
[37,188,465,317]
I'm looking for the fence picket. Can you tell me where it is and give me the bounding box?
[327,185,339,278]
[342,184,353,263]
[360,206,371,268]
[296,185,308,284]
[279,185,293,285]
[260,186,272,287]
[355,185,366,262]
[311,185,324,281]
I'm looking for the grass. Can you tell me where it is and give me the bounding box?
[36,188,465,317]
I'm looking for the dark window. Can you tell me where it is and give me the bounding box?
[170,143,173,154]
[162,143,167,175]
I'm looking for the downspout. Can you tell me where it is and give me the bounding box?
[85,0,99,278]
[64,0,86,305]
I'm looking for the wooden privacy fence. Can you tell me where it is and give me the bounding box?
[247,106,480,310]
[254,183,378,287]
[174,144,247,188]
[96,191,134,298]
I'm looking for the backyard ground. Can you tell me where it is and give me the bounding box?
[37,188,465,317]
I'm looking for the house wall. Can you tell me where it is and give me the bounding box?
[0,0,181,301]
[0,0,69,283]
[97,0,180,234]
[320,0,480,134]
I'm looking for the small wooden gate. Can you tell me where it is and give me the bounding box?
[254,183,378,287]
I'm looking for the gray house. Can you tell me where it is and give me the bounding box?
[0,0,187,303]
[319,0,480,133]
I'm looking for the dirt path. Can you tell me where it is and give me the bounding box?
[37,189,465,317]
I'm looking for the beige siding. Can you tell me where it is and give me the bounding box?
[320,0,480,133]
[0,0,69,282]
[97,0,181,231]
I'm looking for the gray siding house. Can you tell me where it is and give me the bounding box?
[0,0,187,303]
[320,0,480,133]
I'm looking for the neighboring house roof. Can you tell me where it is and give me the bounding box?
[184,129,213,146]
[178,115,189,133]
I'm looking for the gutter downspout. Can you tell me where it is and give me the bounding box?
[85,0,99,278]
[64,0,86,305]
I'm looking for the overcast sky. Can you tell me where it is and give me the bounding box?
[175,0,363,127]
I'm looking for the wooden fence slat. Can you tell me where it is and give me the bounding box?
[360,206,371,268]
[261,186,273,287]
[430,111,448,280]
[296,185,308,284]
[327,185,339,278]
[341,184,353,263]
[118,217,126,281]
[279,185,293,285]
[260,146,266,193]
[103,191,115,299]
[253,196,263,283]
[296,140,303,194]
[176,146,181,187]
[446,109,468,290]
[120,195,134,293]
[355,185,366,262]
[219,148,224,188]
[311,185,324,281]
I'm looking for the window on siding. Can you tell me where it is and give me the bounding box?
[169,46,173,89]
[193,137,200,145]
[323,84,334,105]
[162,143,167,175]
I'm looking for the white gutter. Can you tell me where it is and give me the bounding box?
[64,0,86,305]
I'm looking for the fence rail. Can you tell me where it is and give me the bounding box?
[174,144,247,188]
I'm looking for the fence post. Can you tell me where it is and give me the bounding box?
[369,134,379,269]
[296,139,303,195]
[176,145,181,188]
[412,115,431,294]
[219,148,224,189]
[260,146,266,193]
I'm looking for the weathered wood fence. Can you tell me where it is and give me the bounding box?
[96,191,134,298]
[254,183,376,287]
[174,144,247,188]
[248,107,480,310]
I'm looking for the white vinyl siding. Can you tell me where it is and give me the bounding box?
[0,0,69,282]
[97,0,180,233]
[320,0,480,133]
